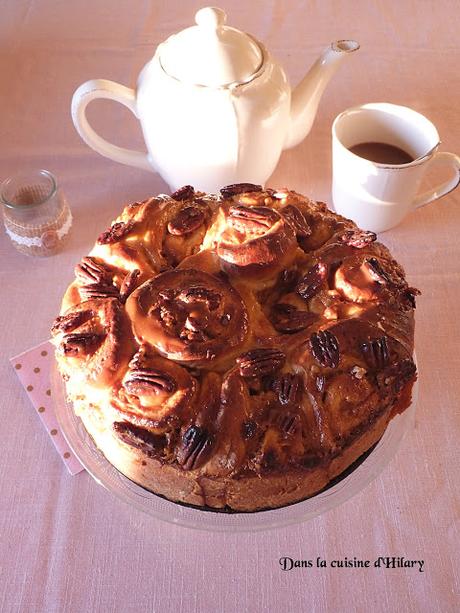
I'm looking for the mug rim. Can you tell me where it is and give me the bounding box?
[332,102,440,170]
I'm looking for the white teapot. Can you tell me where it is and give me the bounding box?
[71,7,359,192]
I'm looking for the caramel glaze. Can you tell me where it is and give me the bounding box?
[52,185,419,508]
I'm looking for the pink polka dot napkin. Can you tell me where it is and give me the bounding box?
[10,340,85,475]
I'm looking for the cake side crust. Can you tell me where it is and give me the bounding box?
[74,375,414,512]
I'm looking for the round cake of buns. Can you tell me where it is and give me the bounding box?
[51,184,418,512]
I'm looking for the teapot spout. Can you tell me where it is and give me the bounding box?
[284,40,359,150]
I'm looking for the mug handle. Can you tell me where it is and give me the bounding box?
[413,151,460,209]
[71,79,152,171]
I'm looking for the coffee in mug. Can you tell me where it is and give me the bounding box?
[348,142,414,165]
[332,103,460,233]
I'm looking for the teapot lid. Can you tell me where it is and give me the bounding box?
[159,7,263,87]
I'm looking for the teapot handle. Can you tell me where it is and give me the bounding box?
[71,79,152,171]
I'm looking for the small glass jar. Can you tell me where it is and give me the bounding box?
[1,169,72,256]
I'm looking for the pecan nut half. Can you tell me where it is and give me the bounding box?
[340,229,377,249]
[79,283,119,300]
[297,262,327,301]
[170,185,195,201]
[51,310,93,334]
[75,256,111,285]
[282,205,311,237]
[220,183,263,198]
[177,425,213,470]
[277,412,300,436]
[228,205,278,230]
[123,368,177,395]
[97,219,135,245]
[272,373,301,405]
[113,421,166,457]
[61,332,105,356]
[309,329,340,368]
[237,348,286,378]
[167,206,205,235]
[361,336,390,369]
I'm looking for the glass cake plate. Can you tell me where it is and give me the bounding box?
[51,361,418,533]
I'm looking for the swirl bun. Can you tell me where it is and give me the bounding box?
[53,186,418,512]
[126,268,248,366]
[52,298,135,388]
[216,203,296,271]
[110,346,197,429]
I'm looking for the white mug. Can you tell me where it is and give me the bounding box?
[332,102,460,232]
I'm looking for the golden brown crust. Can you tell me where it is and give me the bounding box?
[52,185,418,512]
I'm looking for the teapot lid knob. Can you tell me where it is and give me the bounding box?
[195,7,227,30]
